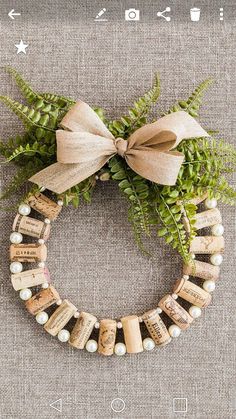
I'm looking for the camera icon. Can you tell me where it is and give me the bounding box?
[125,8,140,21]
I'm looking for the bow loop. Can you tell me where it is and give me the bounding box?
[29,101,210,194]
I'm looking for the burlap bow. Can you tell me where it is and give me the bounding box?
[29,100,209,194]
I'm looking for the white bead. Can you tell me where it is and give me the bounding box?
[117,321,122,329]
[58,329,70,342]
[156,307,162,314]
[138,317,143,323]
[19,288,32,301]
[56,299,62,305]
[143,337,155,351]
[74,311,80,318]
[44,218,51,224]
[57,200,63,206]
[36,311,49,325]
[10,232,23,244]
[41,282,49,289]
[203,280,216,293]
[10,261,23,273]
[205,198,217,209]
[39,186,46,192]
[18,203,31,216]
[183,275,189,280]
[172,293,178,300]
[210,253,223,266]
[189,305,202,318]
[94,321,100,329]
[86,339,98,353]
[211,224,224,237]
[114,343,126,356]
[168,324,181,338]
[191,253,196,259]
[38,238,45,244]
[38,262,45,268]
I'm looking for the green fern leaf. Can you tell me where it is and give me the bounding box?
[109,73,161,138]
[5,66,42,104]
[109,156,152,253]
[40,92,75,108]
[166,79,213,117]
[0,96,56,132]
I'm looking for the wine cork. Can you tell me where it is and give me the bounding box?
[44,299,77,336]
[188,193,208,206]
[13,214,50,240]
[69,311,97,349]
[98,319,117,356]
[158,295,193,330]
[183,260,220,281]
[121,315,143,354]
[142,309,171,346]
[28,192,62,221]
[11,267,50,291]
[177,193,208,207]
[194,208,222,230]
[10,243,47,262]
[173,278,212,308]
[189,236,224,254]
[25,286,60,315]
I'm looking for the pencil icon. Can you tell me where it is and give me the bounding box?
[95,8,106,19]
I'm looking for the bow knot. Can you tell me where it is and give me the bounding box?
[114,137,128,157]
[29,100,209,194]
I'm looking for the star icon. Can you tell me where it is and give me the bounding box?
[15,40,28,54]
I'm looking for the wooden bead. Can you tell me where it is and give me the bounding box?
[189,236,224,254]
[142,309,171,346]
[44,299,77,336]
[25,286,60,315]
[183,260,220,281]
[11,267,51,291]
[121,315,143,354]
[10,243,47,262]
[194,208,222,230]
[13,214,51,240]
[173,278,212,308]
[69,311,97,349]
[158,294,193,330]
[98,319,117,356]
[27,192,62,221]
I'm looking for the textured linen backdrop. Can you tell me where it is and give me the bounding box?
[0,1,236,418]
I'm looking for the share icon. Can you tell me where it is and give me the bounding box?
[157,7,171,22]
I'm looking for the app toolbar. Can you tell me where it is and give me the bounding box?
[93,6,226,22]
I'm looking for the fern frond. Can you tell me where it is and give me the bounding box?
[5,66,42,104]
[58,176,96,207]
[109,73,161,137]
[5,142,54,163]
[166,78,213,117]
[0,160,45,202]
[0,96,57,132]
[40,92,75,108]
[0,134,30,158]
[109,156,152,253]
[154,191,191,262]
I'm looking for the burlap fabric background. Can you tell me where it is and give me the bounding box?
[0,1,235,418]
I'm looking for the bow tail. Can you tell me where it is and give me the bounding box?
[29,156,111,194]
[125,149,185,186]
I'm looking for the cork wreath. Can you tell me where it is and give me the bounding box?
[1,68,235,356]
